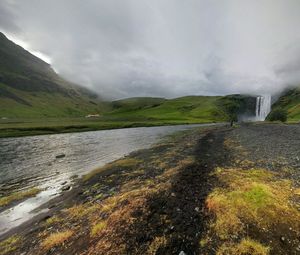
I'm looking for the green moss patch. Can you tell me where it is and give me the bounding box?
[205,168,300,252]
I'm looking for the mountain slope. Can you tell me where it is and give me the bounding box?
[0,32,105,118]
[269,87,300,122]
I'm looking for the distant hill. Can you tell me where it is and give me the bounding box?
[0,32,106,118]
[269,88,300,122]
[104,96,225,123]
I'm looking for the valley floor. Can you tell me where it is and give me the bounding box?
[0,117,214,138]
[1,123,300,255]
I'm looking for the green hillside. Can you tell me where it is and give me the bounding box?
[269,88,300,122]
[0,32,106,118]
[0,31,259,137]
[0,93,257,137]
[106,96,223,123]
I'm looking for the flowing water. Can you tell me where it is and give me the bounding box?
[255,95,271,121]
[0,124,214,236]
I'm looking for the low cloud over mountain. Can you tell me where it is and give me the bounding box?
[1,0,300,99]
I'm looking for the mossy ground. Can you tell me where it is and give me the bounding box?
[205,168,300,253]
[199,127,300,255]
[216,238,270,255]
[0,236,21,255]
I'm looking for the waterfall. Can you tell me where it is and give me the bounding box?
[255,95,271,121]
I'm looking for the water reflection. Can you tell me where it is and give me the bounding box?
[0,124,213,236]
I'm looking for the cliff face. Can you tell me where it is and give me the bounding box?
[215,94,257,122]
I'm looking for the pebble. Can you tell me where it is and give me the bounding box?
[61,185,71,191]
[55,154,66,159]
[179,251,186,255]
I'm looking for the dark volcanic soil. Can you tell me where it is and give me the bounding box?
[229,123,300,182]
[1,123,300,255]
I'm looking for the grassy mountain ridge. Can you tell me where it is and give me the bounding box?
[269,87,300,122]
[105,96,224,123]
[0,32,106,118]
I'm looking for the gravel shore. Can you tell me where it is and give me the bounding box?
[229,123,300,183]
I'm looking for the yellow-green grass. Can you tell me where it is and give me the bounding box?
[65,203,101,219]
[90,220,107,237]
[217,238,269,255]
[147,236,167,254]
[206,168,300,239]
[44,215,63,226]
[41,230,73,250]
[83,158,141,181]
[0,187,41,207]
[0,235,21,255]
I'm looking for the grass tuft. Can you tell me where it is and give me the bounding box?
[45,216,62,226]
[83,158,141,181]
[66,203,100,219]
[147,236,167,254]
[217,238,269,255]
[0,187,41,207]
[41,230,73,250]
[0,235,21,255]
[90,220,107,237]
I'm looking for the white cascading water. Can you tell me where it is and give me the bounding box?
[255,95,271,121]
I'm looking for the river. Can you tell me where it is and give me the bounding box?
[0,124,215,236]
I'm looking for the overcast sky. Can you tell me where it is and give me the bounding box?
[1,0,300,99]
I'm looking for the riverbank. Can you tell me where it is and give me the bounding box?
[1,123,299,255]
[0,117,217,138]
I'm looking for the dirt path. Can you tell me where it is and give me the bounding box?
[98,128,232,254]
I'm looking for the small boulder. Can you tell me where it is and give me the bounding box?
[56,154,65,159]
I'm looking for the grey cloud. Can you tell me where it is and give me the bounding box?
[1,0,300,99]
[0,1,20,33]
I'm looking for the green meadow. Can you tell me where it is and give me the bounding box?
[0,96,224,138]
